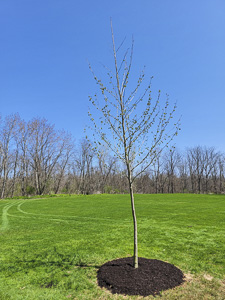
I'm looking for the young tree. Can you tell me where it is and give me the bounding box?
[88,23,180,268]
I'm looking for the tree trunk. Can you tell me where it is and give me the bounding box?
[1,165,7,199]
[11,150,19,198]
[128,179,138,268]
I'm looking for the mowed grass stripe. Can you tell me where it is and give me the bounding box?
[16,199,129,222]
[0,201,23,231]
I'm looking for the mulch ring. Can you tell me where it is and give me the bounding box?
[97,257,185,297]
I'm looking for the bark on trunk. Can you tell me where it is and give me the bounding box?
[128,179,138,268]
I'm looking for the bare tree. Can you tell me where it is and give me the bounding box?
[202,147,219,193]
[95,147,117,193]
[152,152,165,194]
[177,155,188,193]
[16,119,31,196]
[88,23,180,268]
[27,118,70,195]
[186,146,221,194]
[163,148,180,193]
[9,142,19,198]
[187,146,204,193]
[53,134,74,194]
[218,154,225,193]
[0,114,20,198]
[75,139,95,195]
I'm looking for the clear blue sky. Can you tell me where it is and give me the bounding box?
[0,0,225,151]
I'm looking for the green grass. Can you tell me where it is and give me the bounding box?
[0,194,225,299]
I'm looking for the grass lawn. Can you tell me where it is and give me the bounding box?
[0,194,225,299]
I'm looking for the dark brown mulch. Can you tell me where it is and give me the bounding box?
[97,257,184,297]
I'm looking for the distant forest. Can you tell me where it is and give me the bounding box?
[0,114,224,198]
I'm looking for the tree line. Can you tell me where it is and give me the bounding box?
[0,113,224,198]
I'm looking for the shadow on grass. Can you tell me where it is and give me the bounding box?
[2,248,100,275]
[7,258,100,270]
